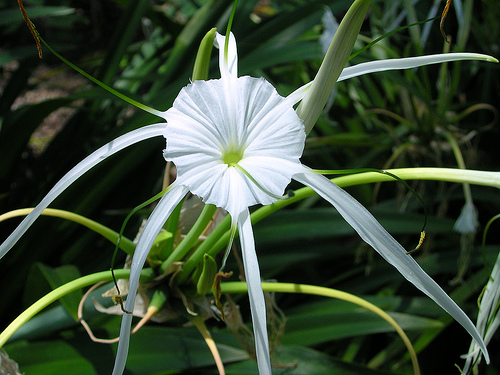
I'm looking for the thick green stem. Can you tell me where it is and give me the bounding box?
[177,215,232,283]
[160,204,218,275]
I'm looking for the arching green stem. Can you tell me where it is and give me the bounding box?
[0,269,153,347]
[220,281,420,375]
[0,208,135,255]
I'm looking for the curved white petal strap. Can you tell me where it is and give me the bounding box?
[285,81,312,107]
[293,169,489,363]
[237,208,271,375]
[0,124,167,260]
[214,32,238,79]
[462,250,500,373]
[112,182,189,375]
[338,53,496,82]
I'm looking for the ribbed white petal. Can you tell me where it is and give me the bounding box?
[338,53,496,82]
[112,182,189,375]
[163,75,304,219]
[215,32,238,79]
[175,164,248,220]
[237,208,271,375]
[0,124,166,260]
[293,169,489,363]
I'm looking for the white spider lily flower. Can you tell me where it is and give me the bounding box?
[462,251,500,374]
[0,33,496,375]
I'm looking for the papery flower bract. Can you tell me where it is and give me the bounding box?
[1,32,495,375]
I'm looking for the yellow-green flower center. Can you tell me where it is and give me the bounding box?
[223,152,242,166]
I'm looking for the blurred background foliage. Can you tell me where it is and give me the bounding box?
[0,0,499,374]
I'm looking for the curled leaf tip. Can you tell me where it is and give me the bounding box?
[213,271,233,320]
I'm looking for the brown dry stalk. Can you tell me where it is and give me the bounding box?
[17,0,43,58]
[440,0,452,43]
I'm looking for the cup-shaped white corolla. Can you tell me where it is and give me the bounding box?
[1,31,495,375]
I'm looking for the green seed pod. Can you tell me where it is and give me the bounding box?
[196,254,218,296]
[192,28,216,81]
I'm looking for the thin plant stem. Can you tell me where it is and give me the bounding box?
[191,316,226,375]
